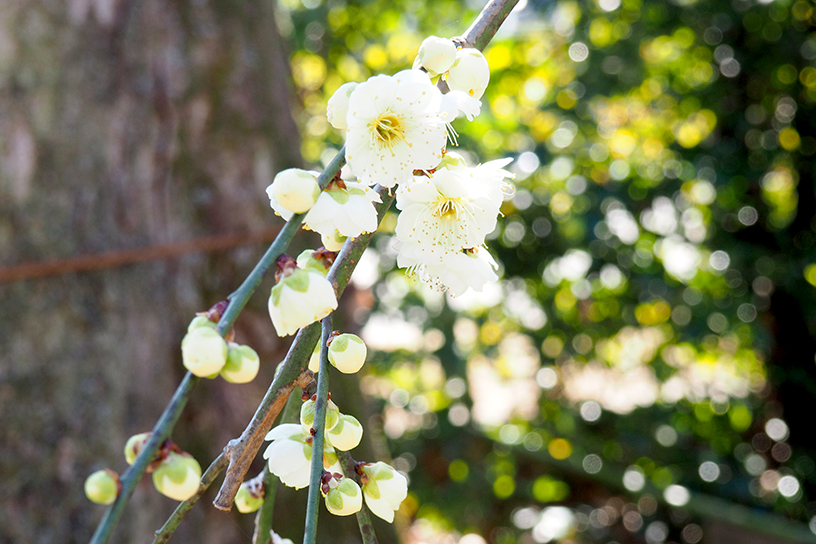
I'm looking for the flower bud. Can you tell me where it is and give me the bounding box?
[181,326,228,377]
[437,151,469,171]
[124,432,152,465]
[152,452,202,501]
[360,462,408,523]
[325,476,363,516]
[268,266,338,337]
[187,315,217,333]
[267,168,322,216]
[235,481,265,513]
[308,343,321,373]
[327,82,358,130]
[221,343,260,383]
[321,231,347,252]
[445,48,490,99]
[296,248,337,277]
[328,333,367,374]
[84,469,120,505]
[415,36,457,76]
[326,414,363,451]
[301,397,340,432]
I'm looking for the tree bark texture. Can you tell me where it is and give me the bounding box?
[0,0,304,541]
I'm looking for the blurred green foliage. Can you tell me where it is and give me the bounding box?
[279,0,816,541]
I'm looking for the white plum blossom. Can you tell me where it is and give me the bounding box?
[394,158,513,264]
[327,82,358,130]
[268,258,338,337]
[266,169,322,216]
[324,476,363,516]
[328,333,367,374]
[445,48,490,99]
[326,414,364,451]
[263,424,338,489]
[360,462,408,523]
[152,452,202,501]
[220,343,260,384]
[413,36,457,76]
[398,246,499,296]
[181,324,228,378]
[441,90,482,122]
[345,69,447,187]
[304,180,381,239]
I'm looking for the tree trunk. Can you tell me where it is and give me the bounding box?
[0,0,303,541]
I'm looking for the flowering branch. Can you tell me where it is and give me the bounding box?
[213,188,395,510]
[302,316,333,544]
[151,453,229,544]
[460,0,519,50]
[338,450,379,544]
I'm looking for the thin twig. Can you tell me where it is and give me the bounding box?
[152,453,230,544]
[338,451,379,544]
[252,387,302,544]
[461,0,520,51]
[302,316,333,544]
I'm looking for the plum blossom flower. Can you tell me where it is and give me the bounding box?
[360,462,408,523]
[324,474,363,516]
[394,158,513,264]
[266,169,322,216]
[343,69,447,187]
[326,414,364,451]
[445,48,490,99]
[262,424,338,489]
[152,452,202,501]
[413,36,457,76]
[397,246,499,296]
[327,82,358,130]
[303,180,381,239]
[268,256,338,337]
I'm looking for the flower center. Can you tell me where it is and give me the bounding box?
[369,111,407,151]
[431,197,465,219]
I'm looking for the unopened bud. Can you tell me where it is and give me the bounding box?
[324,476,363,516]
[301,397,340,432]
[124,432,152,465]
[187,315,217,333]
[152,452,202,502]
[321,230,347,252]
[267,168,322,216]
[235,480,265,513]
[181,326,228,377]
[327,82,358,130]
[85,469,120,505]
[445,48,490,99]
[328,333,367,374]
[221,343,260,384]
[414,36,457,76]
[326,414,363,451]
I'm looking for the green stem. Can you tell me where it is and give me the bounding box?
[338,451,379,544]
[302,316,333,544]
[252,467,278,544]
[89,372,198,544]
[151,453,229,544]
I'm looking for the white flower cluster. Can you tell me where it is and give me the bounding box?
[262,35,513,317]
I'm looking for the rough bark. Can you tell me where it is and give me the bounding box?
[0,0,303,541]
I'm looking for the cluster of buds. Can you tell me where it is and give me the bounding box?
[181,303,260,383]
[84,433,203,505]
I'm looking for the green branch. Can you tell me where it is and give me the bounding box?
[461,0,520,51]
[302,316,333,544]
